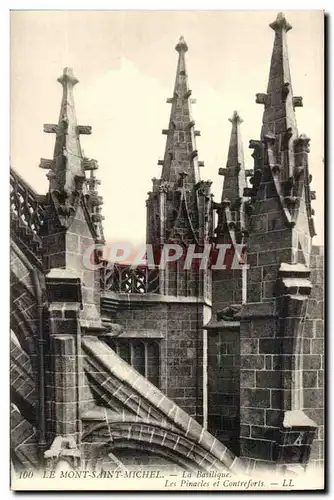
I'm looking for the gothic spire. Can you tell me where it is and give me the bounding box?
[40,68,89,192]
[39,67,97,227]
[147,37,213,249]
[246,13,316,269]
[256,12,303,142]
[159,36,202,185]
[219,111,247,207]
[216,111,248,244]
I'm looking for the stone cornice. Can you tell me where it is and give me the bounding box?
[235,300,277,319]
[101,291,212,312]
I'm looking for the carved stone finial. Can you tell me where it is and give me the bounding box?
[57,67,79,87]
[294,133,311,153]
[269,12,292,33]
[293,96,303,108]
[256,93,268,105]
[228,110,243,125]
[175,35,188,53]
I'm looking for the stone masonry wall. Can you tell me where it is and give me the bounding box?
[108,299,205,423]
[238,307,279,464]
[304,245,324,466]
[43,204,101,326]
[212,269,242,317]
[111,302,167,388]
[207,326,240,455]
[165,302,204,424]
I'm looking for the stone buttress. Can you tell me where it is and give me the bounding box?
[236,13,319,472]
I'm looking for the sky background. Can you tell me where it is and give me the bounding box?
[10,10,324,246]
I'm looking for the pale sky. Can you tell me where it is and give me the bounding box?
[10,10,324,246]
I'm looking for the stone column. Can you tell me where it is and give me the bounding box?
[45,269,83,460]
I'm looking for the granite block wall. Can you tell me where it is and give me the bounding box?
[42,204,101,326]
[207,326,240,454]
[239,311,280,464]
[108,299,205,423]
[212,268,242,317]
[304,245,324,466]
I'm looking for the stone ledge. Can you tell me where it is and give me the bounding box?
[99,328,164,339]
[46,268,81,280]
[279,263,311,277]
[281,278,312,289]
[101,291,212,309]
[283,410,317,429]
[80,320,107,332]
[235,301,277,319]
[205,319,240,330]
[117,329,164,339]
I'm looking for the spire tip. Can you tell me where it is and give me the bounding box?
[269,12,292,32]
[228,110,243,125]
[175,35,188,53]
[57,67,79,86]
